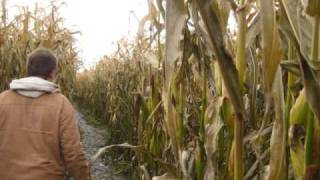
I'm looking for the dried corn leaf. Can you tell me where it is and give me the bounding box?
[267,67,286,180]
[152,173,178,180]
[260,0,283,93]
[165,0,187,82]
[280,0,320,124]
[203,96,225,180]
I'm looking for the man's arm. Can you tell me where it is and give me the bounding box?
[59,97,91,180]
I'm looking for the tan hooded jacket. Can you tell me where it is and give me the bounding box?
[0,77,91,180]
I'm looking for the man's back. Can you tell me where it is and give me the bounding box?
[0,90,90,180]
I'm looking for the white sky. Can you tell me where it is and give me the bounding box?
[7,0,148,68]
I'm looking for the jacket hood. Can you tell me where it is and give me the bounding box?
[9,76,59,98]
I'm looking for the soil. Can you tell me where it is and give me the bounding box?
[76,112,126,180]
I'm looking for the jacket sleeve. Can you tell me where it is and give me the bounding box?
[59,97,91,180]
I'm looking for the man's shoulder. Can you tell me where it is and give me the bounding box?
[48,92,66,99]
[0,90,15,99]
[0,90,13,95]
[51,93,70,102]
[47,93,73,107]
[51,93,75,115]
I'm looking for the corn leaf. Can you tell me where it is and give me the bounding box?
[164,0,187,83]
[196,1,246,179]
[280,0,320,124]
[259,0,283,94]
[203,96,226,179]
[267,68,287,180]
[162,0,187,161]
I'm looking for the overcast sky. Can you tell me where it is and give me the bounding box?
[7,0,148,68]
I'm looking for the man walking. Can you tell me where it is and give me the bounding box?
[0,48,91,180]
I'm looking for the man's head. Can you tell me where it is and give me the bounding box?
[27,48,57,80]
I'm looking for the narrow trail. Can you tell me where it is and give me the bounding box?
[76,112,126,180]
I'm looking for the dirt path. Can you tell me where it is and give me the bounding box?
[76,112,126,180]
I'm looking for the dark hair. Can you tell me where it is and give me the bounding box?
[27,48,57,78]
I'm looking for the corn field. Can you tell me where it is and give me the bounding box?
[2,0,320,180]
[0,0,78,98]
